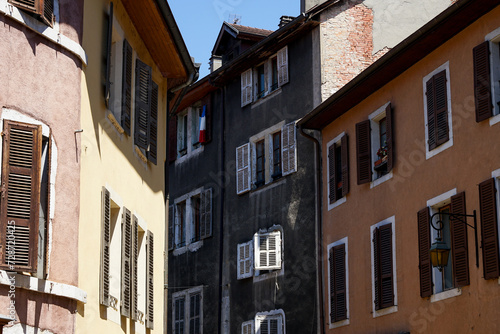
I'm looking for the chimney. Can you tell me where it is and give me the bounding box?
[300,0,328,13]
[209,55,222,73]
[279,16,295,28]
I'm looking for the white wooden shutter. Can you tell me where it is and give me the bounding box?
[237,241,253,279]
[236,143,251,194]
[121,208,132,317]
[242,320,255,334]
[200,188,212,239]
[281,122,296,176]
[100,187,111,306]
[277,46,289,87]
[254,231,282,270]
[241,69,253,107]
[256,315,283,334]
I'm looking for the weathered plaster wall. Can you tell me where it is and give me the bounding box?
[0,0,83,331]
[319,0,453,101]
[77,0,167,332]
[321,5,500,333]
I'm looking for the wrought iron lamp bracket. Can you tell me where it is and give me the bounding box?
[429,210,479,268]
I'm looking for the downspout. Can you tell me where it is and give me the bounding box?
[298,124,324,334]
[217,85,226,334]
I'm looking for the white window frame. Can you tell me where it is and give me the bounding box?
[172,286,204,334]
[368,103,393,188]
[255,309,285,334]
[254,230,282,271]
[327,237,349,329]
[423,62,453,160]
[172,188,205,256]
[327,132,346,211]
[490,168,500,285]
[242,320,254,334]
[370,216,397,317]
[176,106,204,163]
[0,0,87,64]
[485,28,500,126]
[241,46,288,107]
[237,240,253,280]
[426,189,463,302]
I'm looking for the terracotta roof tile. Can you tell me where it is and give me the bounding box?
[229,23,274,37]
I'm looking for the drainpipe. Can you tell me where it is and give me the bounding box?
[298,124,324,334]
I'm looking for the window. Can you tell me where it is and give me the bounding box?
[0,120,51,277]
[237,240,253,280]
[478,178,500,280]
[105,6,158,164]
[370,217,397,317]
[327,133,349,209]
[8,0,54,26]
[418,191,469,299]
[100,187,154,328]
[169,188,213,253]
[241,46,289,107]
[242,320,254,334]
[254,231,282,271]
[255,310,285,334]
[328,238,349,328]
[236,122,296,194]
[356,103,394,186]
[171,102,209,161]
[172,286,203,334]
[423,63,453,159]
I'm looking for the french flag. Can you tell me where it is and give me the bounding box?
[199,105,207,143]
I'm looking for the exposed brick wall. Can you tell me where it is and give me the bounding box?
[320,1,375,101]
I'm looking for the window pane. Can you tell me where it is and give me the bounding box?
[271,57,278,91]
[257,65,265,98]
[273,132,281,177]
[335,145,343,199]
[256,140,265,185]
[439,206,453,290]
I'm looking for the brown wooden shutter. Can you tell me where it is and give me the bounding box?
[148,82,158,164]
[146,231,154,329]
[356,120,371,185]
[0,120,42,273]
[168,114,177,162]
[479,178,500,279]
[385,103,394,171]
[473,41,493,123]
[8,0,53,26]
[379,224,394,309]
[341,134,349,197]
[121,208,132,317]
[131,215,139,321]
[200,188,212,239]
[328,144,336,204]
[373,227,380,310]
[450,192,470,287]
[427,70,449,150]
[100,187,111,306]
[330,244,347,323]
[135,59,152,151]
[202,93,212,144]
[122,39,132,136]
[104,2,113,107]
[417,207,433,298]
[168,205,175,250]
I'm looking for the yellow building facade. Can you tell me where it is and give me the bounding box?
[77,0,196,333]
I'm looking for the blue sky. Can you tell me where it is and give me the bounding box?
[170,0,300,78]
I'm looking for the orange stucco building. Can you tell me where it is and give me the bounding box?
[300,0,500,332]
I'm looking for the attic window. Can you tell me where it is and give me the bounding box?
[8,0,54,27]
